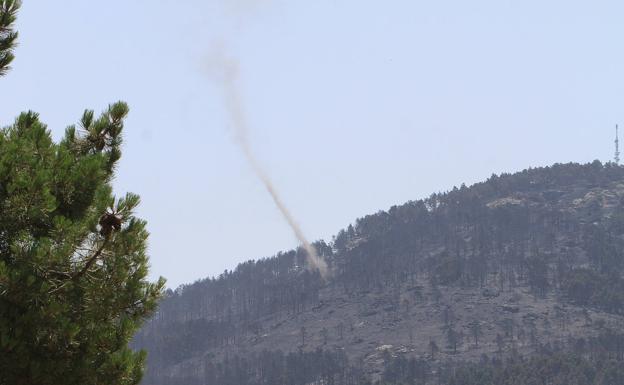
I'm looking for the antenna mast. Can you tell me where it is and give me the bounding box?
[616,124,621,165]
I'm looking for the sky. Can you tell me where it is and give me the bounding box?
[1,0,622,288]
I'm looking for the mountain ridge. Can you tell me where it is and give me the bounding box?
[134,161,624,385]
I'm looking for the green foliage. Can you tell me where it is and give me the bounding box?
[0,104,165,384]
[0,0,20,76]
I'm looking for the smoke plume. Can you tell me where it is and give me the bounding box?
[206,47,329,278]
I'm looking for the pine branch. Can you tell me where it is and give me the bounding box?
[47,238,110,295]
[0,0,20,76]
[72,237,110,281]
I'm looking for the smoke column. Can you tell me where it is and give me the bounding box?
[206,47,329,278]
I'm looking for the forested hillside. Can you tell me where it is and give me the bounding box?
[133,161,624,385]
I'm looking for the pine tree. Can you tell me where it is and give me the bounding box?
[0,3,165,384]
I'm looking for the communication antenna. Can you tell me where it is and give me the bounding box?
[616,124,621,165]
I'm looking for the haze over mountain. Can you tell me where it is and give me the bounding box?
[133,162,624,384]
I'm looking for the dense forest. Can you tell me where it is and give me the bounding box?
[133,161,624,384]
[145,329,624,385]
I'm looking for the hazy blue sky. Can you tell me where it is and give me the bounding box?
[2,1,622,287]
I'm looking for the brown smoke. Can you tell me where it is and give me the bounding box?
[205,47,329,278]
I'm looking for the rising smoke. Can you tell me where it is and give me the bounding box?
[205,46,329,278]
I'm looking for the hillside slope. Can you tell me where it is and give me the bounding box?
[133,161,624,385]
